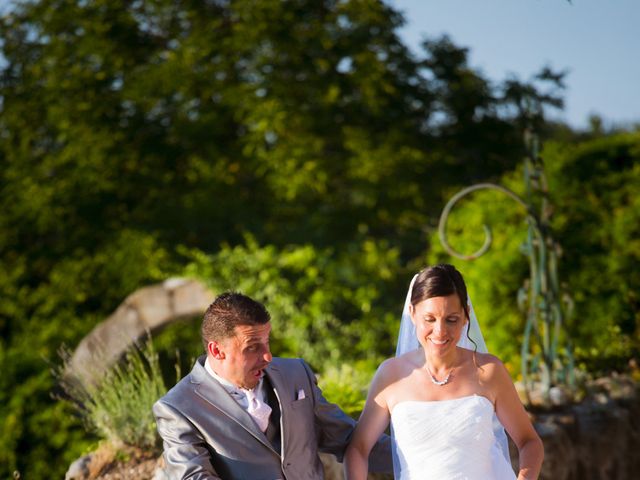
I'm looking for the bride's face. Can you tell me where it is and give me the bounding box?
[410,294,468,355]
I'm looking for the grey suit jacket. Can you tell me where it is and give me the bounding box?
[153,356,391,479]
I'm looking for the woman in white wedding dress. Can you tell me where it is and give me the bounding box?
[344,264,543,480]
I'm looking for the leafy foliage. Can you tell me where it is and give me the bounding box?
[180,235,405,369]
[0,231,172,478]
[317,362,375,419]
[544,132,640,372]
[429,132,640,376]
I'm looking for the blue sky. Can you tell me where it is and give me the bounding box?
[389,0,640,129]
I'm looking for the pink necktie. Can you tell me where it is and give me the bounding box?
[243,388,272,432]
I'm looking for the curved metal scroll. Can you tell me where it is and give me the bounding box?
[437,177,574,405]
[438,182,533,260]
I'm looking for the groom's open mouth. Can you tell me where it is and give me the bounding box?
[253,364,269,378]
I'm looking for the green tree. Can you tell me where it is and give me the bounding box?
[544,132,640,371]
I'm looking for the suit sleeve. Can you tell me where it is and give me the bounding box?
[153,399,222,480]
[298,359,393,473]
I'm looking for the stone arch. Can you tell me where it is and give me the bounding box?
[66,278,214,385]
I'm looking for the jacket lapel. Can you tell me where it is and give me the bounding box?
[264,362,290,451]
[190,356,277,454]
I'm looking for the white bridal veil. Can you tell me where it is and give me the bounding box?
[395,275,488,357]
[393,274,510,477]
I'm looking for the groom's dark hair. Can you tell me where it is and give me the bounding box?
[411,264,470,321]
[201,292,271,350]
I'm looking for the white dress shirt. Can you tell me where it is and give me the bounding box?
[205,358,271,431]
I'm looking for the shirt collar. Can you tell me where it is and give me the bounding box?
[204,357,265,397]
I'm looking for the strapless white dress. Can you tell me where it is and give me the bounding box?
[391,395,516,480]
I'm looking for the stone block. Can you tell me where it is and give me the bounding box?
[167,278,214,318]
[68,305,144,384]
[125,284,172,330]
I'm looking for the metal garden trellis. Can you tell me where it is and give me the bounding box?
[437,129,575,405]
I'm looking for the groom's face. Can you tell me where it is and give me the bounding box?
[214,322,273,389]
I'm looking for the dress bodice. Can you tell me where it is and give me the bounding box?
[391,395,516,480]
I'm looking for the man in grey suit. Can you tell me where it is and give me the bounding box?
[153,291,391,479]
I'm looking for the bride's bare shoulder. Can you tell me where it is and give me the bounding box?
[473,351,502,367]
[376,349,421,380]
[472,351,511,382]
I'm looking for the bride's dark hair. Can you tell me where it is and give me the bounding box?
[410,264,477,350]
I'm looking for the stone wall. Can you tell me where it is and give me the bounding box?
[532,375,639,480]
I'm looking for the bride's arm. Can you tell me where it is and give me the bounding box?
[489,357,544,480]
[344,360,393,480]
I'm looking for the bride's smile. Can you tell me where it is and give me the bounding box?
[409,293,468,359]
